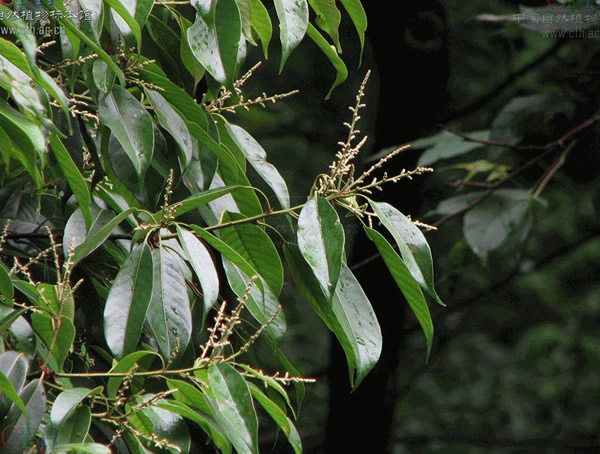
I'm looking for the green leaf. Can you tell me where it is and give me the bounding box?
[31,312,76,372]
[49,134,92,228]
[309,0,341,52]
[141,404,191,454]
[463,189,534,262]
[187,0,242,85]
[206,363,259,454]
[365,227,433,360]
[250,0,272,57]
[177,226,220,318]
[220,211,284,295]
[223,123,290,209]
[52,443,111,454]
[0,262,13,306]
[52,406,91,447]
[188,225,264,293]
[297,197,344,299]
[0,379,45,453]
[145,89,194,167]
[107,351,162,398]
[92,60,115,93]
[48,387,101,445]
[371,201,444,306]
[305,23,347,99]
[178,16,206,85]
[104,243,154,359]
[71,207,139,264]
[222,258,286,344]
[105,0,142,49]
[98,85,155,184]
[156,186,242,220]
[284,246,381,388]
[146,247,192,362]
[0,308,27,336]
[274,0,308,71]
[339,0,367,60]
[0,369,27,418]
[248,383,302,454]
[331,264,382,388]
[416,130,490,167]
[235,0,255,44]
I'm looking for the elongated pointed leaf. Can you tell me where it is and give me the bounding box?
[107,351,163,398]
[0,308,27,337]
[52,405,91,447]
[274,0,308,71]
[0,352,28,418]
[365,227,433,360]
[0,263,13,306]
[370,201,444,306]
[0,379,45,453]
[284,245,380,388]
[49,134,92,228]
[72,207,139,264]
[306,23,347,99]
[146,248,192,362]
[339,0,366,60]
[48,387,101,446]
[188,0,242,85]
[297,197,344,299]
[104,243,153,359]
[309,0,341,52]
[248,383,302,454]
[250,0,272,57]
[105,0,142,48]
[0,371,27,418]
[145,89,193,167]
[206,363,258,454]
[224,123,290,209]
[156,186,241,221]
[222,259,286,344]
[98,85,154,184]
[220,212,284,295]
[177,227,219,317]
[188,225,264,293]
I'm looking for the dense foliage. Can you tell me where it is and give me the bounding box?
[0,1,449,453]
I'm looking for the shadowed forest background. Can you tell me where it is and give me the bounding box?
[238,1,600,452]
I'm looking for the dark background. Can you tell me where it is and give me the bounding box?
[238,1,600,452]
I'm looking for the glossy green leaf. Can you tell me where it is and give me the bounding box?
[146,248,192,362]
[188,225,264,293]
[0,370,27,418]
[105,0,142,49]
[156,186,241,220]
[142,405,191,454]
[0,308,27,337]
[52,443,111,454]
[48,387,101,445]
[187,0,242,85]
[107,351,163,398]
[206,363,259,454]
[297,197,344,299]
[365,227,433,359]
[250,0,272,57]
[224,123,290,209]
[0,352,28,416]
[177,226,220,317]
[92,60,115,93]
[274,0,308,71]
[248,383,302,454]
[72,207,139,264]
[222,258,286,344]
[52,405,91,447]
[178,16,206,84]
[104,243,154,359]
[146,89,193,167]
[31,312,75,372]
[309,0,341,52]
[339,0,367,60]
[0,262,13,306]
[0,379,45,453]
[284,245,379,388]
[235,0,255,44]
[416,130,489,167]
[463,189,534,262]
[49,134,92,228]
[306,23,347,99]
[77,0,104,43]
[371,201,443,306]
[98,85,155,183]
[220,212,284,295]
